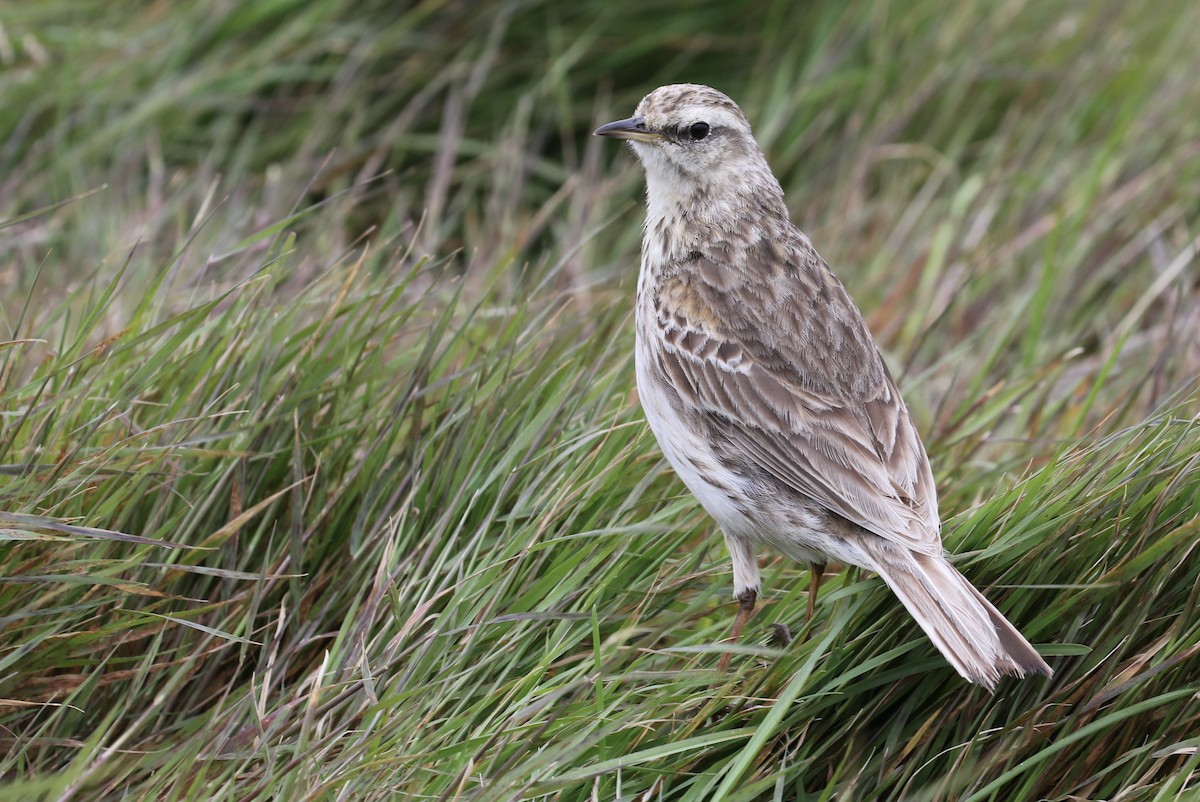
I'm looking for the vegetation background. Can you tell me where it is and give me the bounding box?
[2,1,1199,799]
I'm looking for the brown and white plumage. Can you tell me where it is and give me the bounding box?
[596,84,1051,690]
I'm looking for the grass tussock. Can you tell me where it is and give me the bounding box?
[2,0,1200,799]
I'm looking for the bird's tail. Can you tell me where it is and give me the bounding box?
[863,544,1052,691]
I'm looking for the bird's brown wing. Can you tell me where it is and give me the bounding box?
[649,243,941,553]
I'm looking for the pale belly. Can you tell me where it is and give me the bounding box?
[634,335,759,537]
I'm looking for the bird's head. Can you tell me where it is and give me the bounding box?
[594,84,763,187]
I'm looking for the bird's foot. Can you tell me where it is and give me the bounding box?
[717,587,758,671]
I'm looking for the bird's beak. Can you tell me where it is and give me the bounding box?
[593,116,661,142]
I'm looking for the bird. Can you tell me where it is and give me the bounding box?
[594,84,1052,691]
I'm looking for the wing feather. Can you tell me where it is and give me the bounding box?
[649,242,940,553]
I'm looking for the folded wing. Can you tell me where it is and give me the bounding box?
[649,242,941,554]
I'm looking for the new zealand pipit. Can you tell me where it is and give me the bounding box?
[595,84,1051,690]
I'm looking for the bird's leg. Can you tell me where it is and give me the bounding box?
[719,533,762,671]
[730,588,758,640]
[718,588,757,671]
[807,561,826,622]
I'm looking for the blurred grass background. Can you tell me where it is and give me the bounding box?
[2,1,1199,799]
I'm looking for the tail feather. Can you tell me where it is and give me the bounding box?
[865,546,1052,691]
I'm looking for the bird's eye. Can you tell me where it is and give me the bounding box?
[688,122,710,140]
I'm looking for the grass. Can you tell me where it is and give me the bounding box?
[2,0,1199,799]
